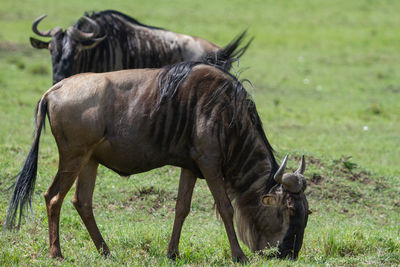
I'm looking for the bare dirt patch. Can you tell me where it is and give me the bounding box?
[299,154,397,207]
[308,173,323,186]
[123,186,176,214]
[292,154,325,169]
[347,170,374,184]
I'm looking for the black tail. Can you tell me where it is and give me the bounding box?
[204,30,253,71]
[3,98,47,230]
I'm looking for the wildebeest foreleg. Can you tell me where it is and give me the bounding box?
[198,163,248,263]
[167,168,197,260]
[72,159,110,256]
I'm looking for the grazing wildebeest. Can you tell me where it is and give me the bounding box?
[30,10,250,84]
[4,55,309,262]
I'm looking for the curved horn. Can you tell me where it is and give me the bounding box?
[295,155,306,175]
[274,154,288,184]
[67,16,100,41]
[32,15,62,37]
[79,35,107,50]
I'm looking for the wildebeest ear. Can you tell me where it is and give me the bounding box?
[30,37,49,49]
[262,194,277,206]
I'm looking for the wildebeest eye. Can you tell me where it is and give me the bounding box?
[261,194,277,206]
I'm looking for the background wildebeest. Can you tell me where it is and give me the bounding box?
[30,10,251,84]
[4,54,309,262]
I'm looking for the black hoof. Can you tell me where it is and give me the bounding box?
[167,251,180,261]
[232,254,249,264]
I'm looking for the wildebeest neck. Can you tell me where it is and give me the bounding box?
[72,13,217,77]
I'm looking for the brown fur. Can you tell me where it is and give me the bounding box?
[30,10,249,84]
[6,63,308,262]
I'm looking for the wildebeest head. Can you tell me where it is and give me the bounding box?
[260,155,309,259]
[235,155,309,260]
[30,15,105,84]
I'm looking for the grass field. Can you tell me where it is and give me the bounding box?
[0,0,399,266]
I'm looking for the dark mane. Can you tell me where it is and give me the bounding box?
[157,59,279,182]
[71,10,173,73]
[83,10,164,30]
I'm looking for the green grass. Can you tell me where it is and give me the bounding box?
[0,0,399,266]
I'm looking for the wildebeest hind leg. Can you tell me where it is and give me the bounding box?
[167,168,197,260]
[72,158,110,256]
[44,153,90,259]
[197,162,248,263]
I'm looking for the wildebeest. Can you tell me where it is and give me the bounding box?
[4,55,309,262]
[30,10,250,84]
